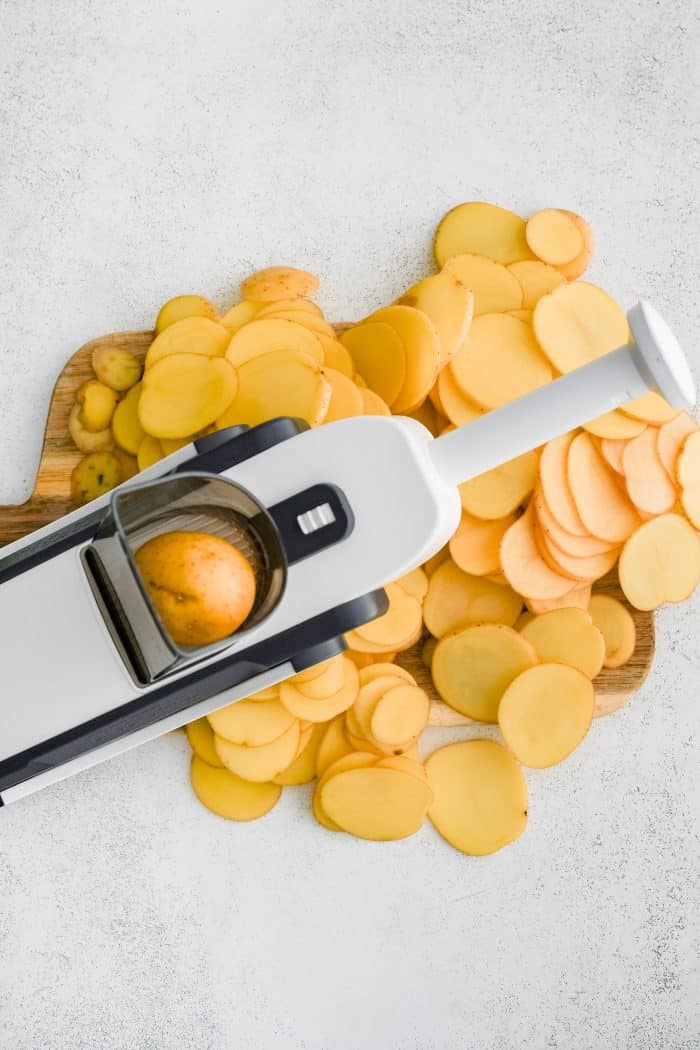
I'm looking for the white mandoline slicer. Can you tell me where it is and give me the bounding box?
[0,302,695,806]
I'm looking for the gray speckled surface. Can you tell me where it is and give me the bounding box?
[0,1,699,1047]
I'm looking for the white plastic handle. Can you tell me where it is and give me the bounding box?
[430,301,696,488]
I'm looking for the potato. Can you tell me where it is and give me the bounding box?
[539,433,588,536]
[533,485,617,558]
[190,755,281,821]
[320,765,433,841]
[421,636,437,668]
[263,311,336,341]
[225,318,324,369]
[533,282,630,373]
[367,305,439,413]
[207,698,295,746]
[406,397,444,436]
[357,386,391,417]
[139,353,238,438]
[255,299,323,320]
[434,202,534,267]
[555,210,594,280]
[376,755,428,784]
[68,403,113,453]
[273,723,325,786]
[622,427,677,516]
[423,547,450,577]
[535,521,619,583]
[618,513,700,610]
[500,502,580,600]
[145,317,232,369]
[443,254,523,315]
[423,558,522,638]
[357,662,415,687]
[425,739,528,856]
[114,449,138,481]
[676,430,700,488]
[451,314,551,410]
[186,717,224,767]
[449,511,516,576]
[76,379,119,432]
[220,300,262,329]
[431,623,537,721]
[136,434,164,471]
[588,594,636,668]
[599,436,628,475]
[349,673,409,736]
[112,382,146,454]
[507,260,566,309]
[314,716,354,778]
[498,664,595,768]
[351,583,424,650]
[583,410,646,440]
[526,585,591,615]
[339,322,407,408]
[398,271,473,365]
[369,685,430,744]
[92,346,143,391]
[437,367,485,426]
[458,448,538,520]
[394,567,429,602]
[321,366,364,422]
[279,658,360,722]
[215,720,301,782]
[312,752,377,831]
[621,392,679,425]
[567,432,640,542]
[217,350,330,429]
[321,339,354,377]
[525,209,584,265]
[135,530,256,646]
[155,295,219,333]
[241,265,319,302]
[70,451,123,505]
[520,607,605,678]
[293,656,346,698]
[657,412,697,478]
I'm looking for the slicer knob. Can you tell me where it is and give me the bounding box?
[194,425,250,453]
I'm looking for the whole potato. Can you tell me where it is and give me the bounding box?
[135,531,256,646]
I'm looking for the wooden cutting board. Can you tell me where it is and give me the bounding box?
[0,330,654,725]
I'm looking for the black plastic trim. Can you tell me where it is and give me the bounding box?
[268,484,354,565]
[0,510,105,586]
[184,417,307,475]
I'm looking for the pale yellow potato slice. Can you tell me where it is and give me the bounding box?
[451,314,551,409]
[160,435,195,455]
[398,270,474,365]
[220,301,262,329]
[186,717,225,767]
[508,309,533,321]
[320,366,364,422]
[431,623,537,721]
[556,211,594,280]
[423,547,450,577]
[145,317,232,369]
[520,607,605,678]
[657,412,697,478]
[254,298,323,319]
[588,594,636,668]
[437,366,486,426]
[533,484,618,557]
[498,663,594,768]
[621,392,679,424]
[350,674,411,739]
[599,436,628,475]
[207,698,295,746]
[676,430,700,487]
[241,265,319,302]
[68,403,113,453]
[353,583,423,649]
[76,380,118,432]
[291,657,337,685]
[538,433,597,538]
[425,739,527,856]
[214,720,301,782]
[112,383,146,454]
[190,756,281,821]
[421,636,438,668]
[394,567,429,602]
[312,752,378,831]
[449,511,516,576]
[680,486,700,528]
[370,685,430,744]
[583,411,646,440]
[140,354,237,438]
[526,209,584,265]
[314,715,354,778]
[507,260,566,309]
[618,513,700,610]
[137,434,163,471]
[320,766,433,841]
[458,448,538,520]
[321,339,354,377]
[622,427,677,516]
[155,295,219,332]
[340,322,406,406]
[357,663,415,687]
[217,350,330,429]
[279,658,359,722]
[567,432,640,542]
[266,311,336,341]
[526,585,591,614]
[358,386,391,416]
[273,723,325,786]
[442,254,523,316]
[423,558,523,638]
[368,305,440,413]
[115,451,137,482]
[533,282,630,373]
[535,522,620,583]
[295,656,345,699]
[500,502,580,600]
[92,346,143,391]
[70,451,122,504]
[225,318,323,369]
[375,755,428,784]
[434,202,534,266]
[406,397,445,436]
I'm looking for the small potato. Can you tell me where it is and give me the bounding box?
[135,530,257,646]
[241,265,319,302]
[76,379,118,432]
[155,295,219,333]
[92,346,143,392]
[68,403,113,453]
[70,451,123,505]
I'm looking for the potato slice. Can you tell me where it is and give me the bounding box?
[676,430,700,488]
[186,717,224,767]
[320,765,433,841]
[358,386,391,416]
[368,305,439,413]
[583,410,646,440]
[357,662,415,687]
[449,511,516,576]
[160,435,195,455]
[369,685,430,744]
[451,314,551,409]
[423,558,522,637]
[92,346,143,391]
[555,211,594,280]
[621,392,679,425]
[140,354,237,438]
[114,450,138,481]
[535,524,620,583]
[266,311,335,341]
[588,594,636,668]
[507,260,566,309]
[112,382,146,454]
[207,698,296,746]
[500,502,579,600]
[394,567,428,602]
[526,209,584,265]
[567,433,640,542]
[398,271,473,365]
[291,657,337,685]
[279,658,359,722]
[349,674,409,739]
[622,427,677,515]
[657,412,697,479]
[70,451,122,505]
[339,322,406,407]
[498,664,594,768]
[442,254,522,316]
[431,623,537,721]
[533,485,617,558]
[224,317,324,370]
[406,398,443,436]
[255,298,323,319]
[533,282,630,373]
[320,366,364,422]
[76,379,119,432]
[539,433,588,536]
[295,656,345,699]
[434,202,534,266]
[526,585,591,614]
[519,607,604,678]
[136,434,163,471]
[312,752,377,831]
[353,583,423,649]
[320,340,354,378]
[375,755,428,784]
[155,295,219,332]
[273,723,324,786]
[241,265,319,302]
[214,720,301,782]
[425,739,527,856]
[599,436,628,475]
[618,513,700,610]
[190,756,281,821]
[220,301,261,329]
[68,403,113,453]
[217,350,329,429]
[315,715,353,778]
[459,448,538,519]
[145,317,232,369]
[421,636,437,668]
[680,487,700,529]
[437,367,485,426]
[423,547,450,577]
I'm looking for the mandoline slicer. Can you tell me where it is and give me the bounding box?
[0,302,695,806]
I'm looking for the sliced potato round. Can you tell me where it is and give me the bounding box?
[533,485,617,558]
[657,412,697,479]
[449,510,516,576]
[458,449,538,520]
[350,674,412,739]
[539,433,589,537]
[621,392,679,424]
[294,656,345,699]
[425,739,527,856]
[321,339,354,377]
[533,282,630,373]
[68,403,114,453]
[500,502,579,600]
[357,662,415,687]
[358,386,391,416]
[434,202,534,266]
[498,663,594,768]
[313,751,378,831]
[676,430,700,488]
[520,607,605,678]
[241,265,319,302]
[321,366,364,422]
[680,486,700,529]
[599,436,628,476]
[155,295,219,333]
[225,318,323,369]
[339,322,406,407]
[442,254,522,315]
[507,260,566,309]
[314,715,353,778]
[556,211,594,280]
[207,698,295,746]
[137,434,164,471]
[437,367,485,426]
[353,583,423,649]
[368,305,439,413]
[583,410,646,440]
[76,379,119,432]
[526,585,591,614]
[139,353,237,438]
[369,685,430,744]
[255,299,323,320]
[186,717,224,767]
[525,209,584,265]
[535,524,619,583]
[273,723,324,786]
[567,432,640,543]
[145,317,232,369]
[214,720,301,782]
[622,427,677,516]
[279,658,359,722]
[112,383,146,454]
[92,346,143,391]
[217,350,329,429]
[618,514,700,610]
[421,635,438,668]
[450,314,551,410]
[70,451,122,505]
[190,756,281,821]
[431,623,537,721]
[320,765,433,841]
[423,558,523,637]
[398,270,474,365]
[588,594,636,668]
[220,300,261,329]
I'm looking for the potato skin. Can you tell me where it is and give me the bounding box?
[135,531,256,646]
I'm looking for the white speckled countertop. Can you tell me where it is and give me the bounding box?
[0,2,699,1047]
